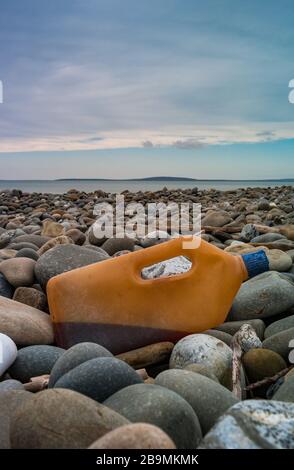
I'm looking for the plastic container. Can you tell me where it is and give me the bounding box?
[47,236,269,354]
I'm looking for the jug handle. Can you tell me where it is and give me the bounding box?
[131,235,200,274]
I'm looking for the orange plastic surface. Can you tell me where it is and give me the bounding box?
[47,236,248,353]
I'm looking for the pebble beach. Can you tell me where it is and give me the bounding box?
[0,184,294,449]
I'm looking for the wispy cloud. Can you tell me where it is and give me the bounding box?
[0,1,293,154]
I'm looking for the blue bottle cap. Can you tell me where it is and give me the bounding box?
[241,250,269,279]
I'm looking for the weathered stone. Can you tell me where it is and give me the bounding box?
[41,220,65,237]
[215,319,265,340]
[10,389,129,449]
[169,334,232,384]
[199,400,294,449]
[0,390,33,449]
[13,287,47,311]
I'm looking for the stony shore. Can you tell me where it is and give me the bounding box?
[0,185,294,449]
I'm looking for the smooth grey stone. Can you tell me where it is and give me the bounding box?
[9,345,64,383]
[15,248,39,261]
[216,319,265,340]
[83,245,110,257]
[102,237,135,256]
[12,234,49,248]
[35,244,109,288]
[198,400,294,449]
[54,357,142,402]
[265,315,294,338]
[262,327,294,359]
[105,383,202,449]
[251,233,286,243]
[273,375,294,403]
[0,380,24,391]
[155,370,238,434]
[10,389,129,449]
[8,242,39,251]
[0,273,14,298]
[49,342,113,387]
[229,272,294,321]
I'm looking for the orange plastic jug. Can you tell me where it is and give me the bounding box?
[47,236,269,354]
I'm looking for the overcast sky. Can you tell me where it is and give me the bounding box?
[0,0,294,179]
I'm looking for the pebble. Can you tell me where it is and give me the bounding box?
[8,242,39,251]
[88,225,106,246]
[88,423,176,449]
[13,235,49,248]
[0,296,54,345]
[104,384,202,449]
[0,380,24,391]
[183,364,220,383]
[0,391,33,449]
[264,314,294,338]
[0,248,17,260]
[203,329,233,346]
[0,273,14,298]
[169,334,232,384]
[242,348,287,384]
[273,375,294,403]
[0,258,36,287]
[10,389,129,449]
[53,357,143,402]
[229,272,294,321]
[37,235,74,256]
[101,237,135,256]
[49,342,113,387]
[15,248,39,261]
[35,244,109,289]
[240,224,258,242]
[251,233,286,243]
[262,327,294,359]
[9,345,64,383]
[13,286,47,311]
[0,333,18,376]
[215,319,265,340]
[202,211,232,227]
[267,249,292,272]
[198,400,294,449]
[155,369,238,434]
[66,228,86,245]
[41,220,65,237]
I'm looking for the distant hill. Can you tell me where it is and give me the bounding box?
[56,177,294,182]
[57,176,198,182]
